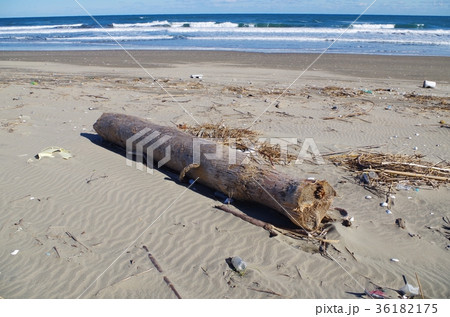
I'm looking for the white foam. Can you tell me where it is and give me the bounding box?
[0,24,84,31]
[52,35,173,41]
[352,23,396,29]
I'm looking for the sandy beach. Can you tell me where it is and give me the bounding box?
[0,50,449,299]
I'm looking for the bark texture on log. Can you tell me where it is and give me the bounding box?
[93,113,336,231]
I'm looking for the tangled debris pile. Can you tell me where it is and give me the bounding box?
[177,122,296,164]
[327,151,450,191]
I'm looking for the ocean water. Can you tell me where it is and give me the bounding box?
[0,14,449,56]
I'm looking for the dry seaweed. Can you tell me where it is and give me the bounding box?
[328,151,450,191]
[178,122,296,164]
[312,86,365,98]
[404,93,449,110]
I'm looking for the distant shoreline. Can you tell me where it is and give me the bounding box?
[1,50,449,81]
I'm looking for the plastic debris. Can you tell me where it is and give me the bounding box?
[385,105,392,110]
[380,202,388,207]
[396,184,411,191]
[231,256,247,273]
[35,147,73,160]
[367,289,387,299]
[190,74,203,79]
[361,173,370,184]
[342,219,352,227]
[31,81,38,85]
[224,198,233,204]
[331,105,338,110]
[386,209,392,214]
[413,146,418,151]
[396,218,406,229]
[423,80,436,89]
[390,258,399,262]
[362,89,373,94]
[45,252,51,256]
[11,250,19,255]
[365,195,372,199]
[307,177,316,181]
[400,275,420,297]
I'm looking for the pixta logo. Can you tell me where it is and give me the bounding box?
[126,128,172,174]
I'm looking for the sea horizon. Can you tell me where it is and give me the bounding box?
[1,13,449,56]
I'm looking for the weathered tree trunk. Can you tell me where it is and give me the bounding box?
[93,113,336,231]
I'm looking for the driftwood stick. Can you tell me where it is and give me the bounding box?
[142,245,182,298]
[381,162,450,173]
[65,232,89,250]
[365,169,449,181]
[163,276,182,299]
[142,245,163,273]
[214,204,278,237]
[345,246,358,262]
[52,246,61,258]
[415,272,425,299]
[247,287,283,297]
[295,266,303,279]
[214,205,339,243]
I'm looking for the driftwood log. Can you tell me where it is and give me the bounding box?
[93,113,336,231]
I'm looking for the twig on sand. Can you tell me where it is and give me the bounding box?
[65,232,89,250]
[52,246,61,258]
[214,205,338,244]
[86,172,108,184]
[345,247,358,262]
[83,94,109,100]
[295,265,303,279]
[142,245,182,299]
[142,245,163,273]
[415,272,425,299]
[248,287,283,297]
[214,204,278,237]
[164,276,182,299]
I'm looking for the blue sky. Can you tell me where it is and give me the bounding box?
[0,0,449,18]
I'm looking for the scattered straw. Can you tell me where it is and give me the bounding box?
[178,122,297,164]
[328,151,450,190]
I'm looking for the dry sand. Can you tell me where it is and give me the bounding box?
[0,51,449,299]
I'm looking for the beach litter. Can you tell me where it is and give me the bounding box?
[390,258,399,262]
[326,151,450,192]
[395,218,406,229]
[399,275,420,297]
[190,74,203,79]
[231,256,247,274]
[366,289,387,299]
[10,250,19,256]
[35,147,72,160]
[342,219,352,227]
[423,80,436,89]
